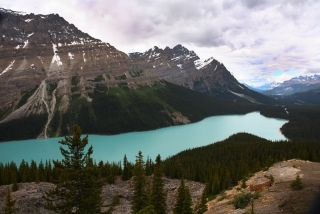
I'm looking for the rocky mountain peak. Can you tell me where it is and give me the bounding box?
[0,8,274,133]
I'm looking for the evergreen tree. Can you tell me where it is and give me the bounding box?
[195,183,208,214]
[151,154,167,214]
[137,205,157,214]
[44,125,103,213]
[10,170,18,192]
[122,154,130,181]
[174,179,186,214]
[182,186,193,214]
[291,175,303,190]
[131,151,149,213]
[2,187,18,214]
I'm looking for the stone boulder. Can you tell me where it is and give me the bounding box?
[249,176,272,192]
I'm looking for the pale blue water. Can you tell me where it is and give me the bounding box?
[0,112,287,164]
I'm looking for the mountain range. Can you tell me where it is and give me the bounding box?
[0,8,284,141]
[249,74,320,95]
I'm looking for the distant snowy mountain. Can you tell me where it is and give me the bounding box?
[264,74,320,95]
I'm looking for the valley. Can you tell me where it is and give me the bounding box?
[1,6,320,214]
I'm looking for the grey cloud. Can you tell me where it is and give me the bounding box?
[4,0,320,86]
[307,68,320,74]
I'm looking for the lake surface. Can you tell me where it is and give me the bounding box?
[0,112,288,164]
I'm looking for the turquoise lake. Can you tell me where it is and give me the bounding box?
[0,112,288,164]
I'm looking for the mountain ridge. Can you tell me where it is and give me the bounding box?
[249,74,320,95]
[0,8,274,140]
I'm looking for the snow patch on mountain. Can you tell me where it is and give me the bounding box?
[27,33,34,37]
[194,57,214,70]
[68,52,74,59]
[0,60,15,76]
[22,40,28,48]
[51,42,62,66]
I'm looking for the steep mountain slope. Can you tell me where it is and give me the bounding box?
[0,8,273,140]
[284,86,320,104]
[130,45,276,104]
[0,8,133,123]
[263,74,320,95]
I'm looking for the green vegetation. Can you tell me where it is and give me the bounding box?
[163,133,320,195]
[53,81,259,137]
[71,76,80,86]
[260,105,320,141]
[231,192,260,209]
[47,82,58,97]
[93,74,105,82]
[2,187,18,214]
[115,74,127,80]
[0,114,47,142]
[44,125,103,213]
[131,151,149,213]
[122,154,133,181]
[17,85,38,108]
[0,106,13,121]
[151,155,167,214]
[195,184,208,214]
[173,179,193,214]
[130,70,144,77]
[291,175,303,190]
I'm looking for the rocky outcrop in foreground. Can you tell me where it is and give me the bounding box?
[0,177,204,214]
[205,159,320,214]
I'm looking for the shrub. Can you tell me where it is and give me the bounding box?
[291,175,303,190]
[231,192,260,209]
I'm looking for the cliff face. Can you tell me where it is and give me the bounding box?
[0,8,132,114]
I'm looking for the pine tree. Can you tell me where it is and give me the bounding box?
[44,125,103,213]
[174,179,186,214]
[10,170,18,192]
[151,154,167,214]
[195,183,208,214]
[122,154,130,181]
[131,151,149,213]
[2,187,18,214]
[291,175,303,190]
[182,186,193,214]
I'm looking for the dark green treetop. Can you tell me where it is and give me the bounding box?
[151,154,167,214]
[131,151,149,213]
[44,125,103,214]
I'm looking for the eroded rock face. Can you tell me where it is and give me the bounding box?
[265,163,301,183]
[249,176,272,192]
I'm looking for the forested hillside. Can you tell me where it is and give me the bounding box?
[163,133,320,196]
[260,105,320,141]
[0,81,261,141]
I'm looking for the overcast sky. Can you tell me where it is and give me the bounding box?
[3,0,320,86]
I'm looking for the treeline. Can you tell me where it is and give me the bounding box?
[163,133,320,196]
[0,159,122,186]
[260,105,320,141]
[0,114,47,142]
